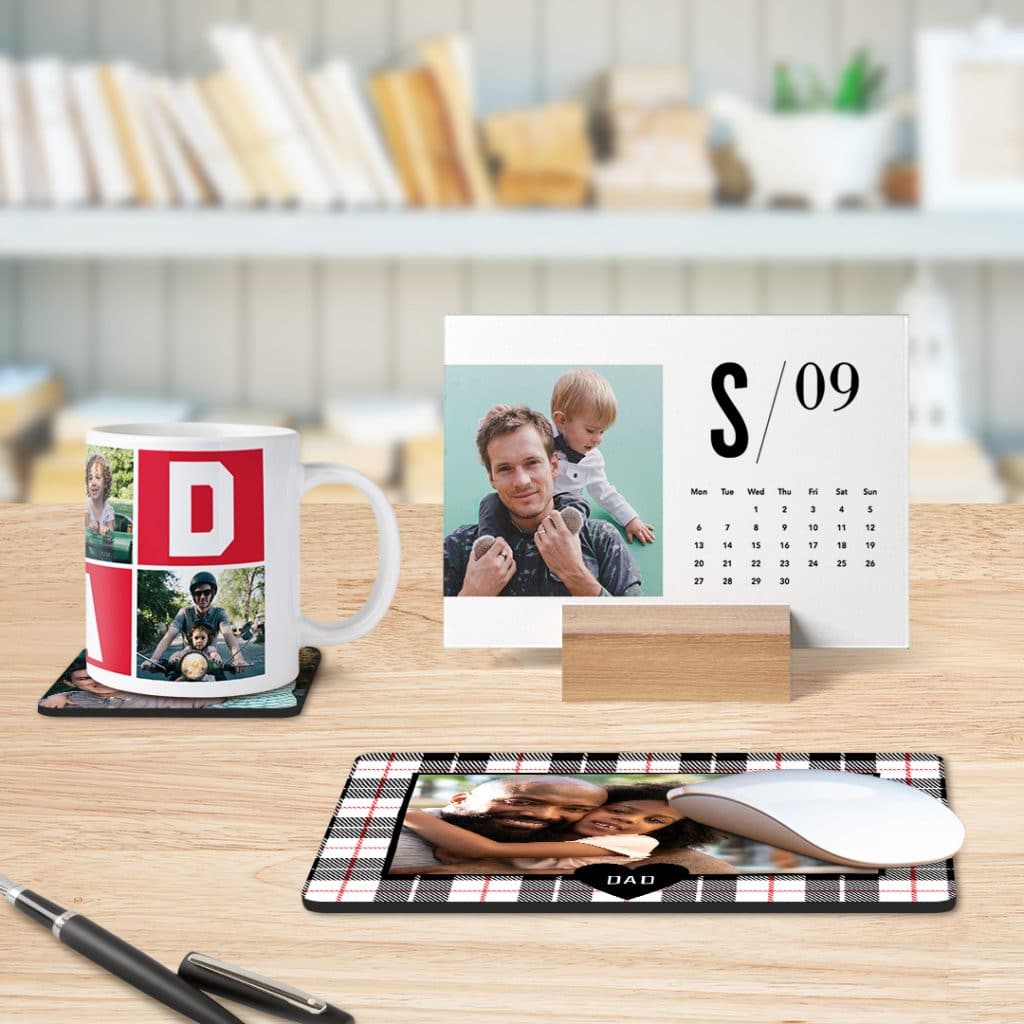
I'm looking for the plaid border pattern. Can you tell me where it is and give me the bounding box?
[302,752,957,912]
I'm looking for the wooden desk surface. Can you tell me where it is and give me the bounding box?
[1,504,1021,1024]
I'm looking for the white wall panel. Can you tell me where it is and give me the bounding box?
[245,262,316,413]
[988,266,1024,447]
[470,0,540,112]
[18,263,92,395]
[95,262,166,393]
[836,0,911,93]
[167,263,244,408]
[992,1,1024,23]
[394,0,464,50]
[613,0,687,66]
[540,0,613,103]
[168,0,242,74]
[321,1,392,75]
[764,0,835,93]
[934,264,987,437]
[0,265,15,359]
[323,263,395,395]
[245,0,320,63]
[540,264,614,313]
[394,263,464,394]
[17,0,93,58]
[0,0,17,52]
[836,265,907,315]
[467,264,539,313]
[614,264,688,313]
[690,0,760,102]
[690,265,760,312]
[915,1,984,27]
[96,0,167,65]
[763,266,834,313]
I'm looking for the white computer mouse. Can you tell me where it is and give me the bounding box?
[667,769,965,868]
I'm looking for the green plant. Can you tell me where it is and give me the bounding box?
[136,570,190,650]
[772,48,886,113]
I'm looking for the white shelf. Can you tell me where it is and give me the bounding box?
[0,208,1022,261]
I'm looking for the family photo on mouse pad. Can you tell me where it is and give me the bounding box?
[303,752,959,913]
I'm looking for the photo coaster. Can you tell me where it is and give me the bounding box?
[303,752,957,913]
[38,647,321,718]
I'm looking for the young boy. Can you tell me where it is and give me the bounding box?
[170,622,224,674]
[474,368,655,557]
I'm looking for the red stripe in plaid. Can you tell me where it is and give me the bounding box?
[335,752,395,902]
[514,753,524,772]
[910,865,918,901]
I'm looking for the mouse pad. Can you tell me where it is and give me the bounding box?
[303,752,957,913]
[38,647,321,718]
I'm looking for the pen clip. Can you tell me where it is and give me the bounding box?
[182,953,328,1016]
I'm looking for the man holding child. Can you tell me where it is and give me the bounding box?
[444,404,643,598]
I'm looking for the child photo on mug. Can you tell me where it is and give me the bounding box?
[85,446,133,564]
[137,566,266,684]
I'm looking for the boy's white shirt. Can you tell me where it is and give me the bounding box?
[553,427,638,527]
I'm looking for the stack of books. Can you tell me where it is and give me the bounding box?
[370,36,493,208]
[482,101,592,206]
[0,364,63,501]
[594,68,714,208]
[0,24,411,208]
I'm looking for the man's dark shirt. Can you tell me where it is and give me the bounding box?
[444,493,643,597]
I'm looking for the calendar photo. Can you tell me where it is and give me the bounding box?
[444,362,663,606]
[445,316,907,648]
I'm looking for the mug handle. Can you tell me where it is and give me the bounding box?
[298,463,401,647]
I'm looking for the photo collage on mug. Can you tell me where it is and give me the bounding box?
[83,445,268,698]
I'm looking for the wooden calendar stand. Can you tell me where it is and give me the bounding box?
[561,604,790,702]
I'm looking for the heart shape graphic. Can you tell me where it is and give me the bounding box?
[573,863,691,900]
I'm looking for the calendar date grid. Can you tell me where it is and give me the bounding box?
[686,485,883,589]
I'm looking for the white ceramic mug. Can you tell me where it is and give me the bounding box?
[84,423,400,698]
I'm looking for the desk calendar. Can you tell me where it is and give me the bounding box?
[444,315,907,649]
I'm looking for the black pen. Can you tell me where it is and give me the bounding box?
[0,874,246,1024]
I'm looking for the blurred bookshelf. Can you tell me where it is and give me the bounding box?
[4,208,1024,261]
[2,11,1023,508]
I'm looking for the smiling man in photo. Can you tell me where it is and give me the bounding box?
[443,405,643,597]
[389,776,609,874]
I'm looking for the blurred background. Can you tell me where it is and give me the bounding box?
[1,0,1023,506]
